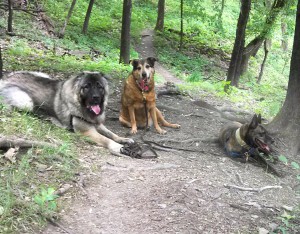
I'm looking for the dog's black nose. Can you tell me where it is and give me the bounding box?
[142,72,147,78]
[92,95,100,100]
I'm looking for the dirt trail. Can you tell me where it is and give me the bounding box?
[43,30,300,234]
[136,29,183,86]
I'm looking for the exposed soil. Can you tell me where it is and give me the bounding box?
[42,30,300,234]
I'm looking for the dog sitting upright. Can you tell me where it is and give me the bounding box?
[119,57,180,134]
[219,114,273,160]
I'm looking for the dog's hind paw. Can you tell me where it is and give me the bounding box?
[172,124,181,129]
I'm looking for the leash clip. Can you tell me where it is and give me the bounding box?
[244,152,250,162]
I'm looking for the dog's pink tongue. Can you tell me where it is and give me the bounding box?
[91,105,101,115]
[140,80,149,91]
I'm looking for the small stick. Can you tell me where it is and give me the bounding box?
[229,203,250,211]
[235,173,244,185]
[224,184,282,193]
[47,218,74,234]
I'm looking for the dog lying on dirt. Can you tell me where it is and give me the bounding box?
[119,57,180,134]
[219,114,273,160]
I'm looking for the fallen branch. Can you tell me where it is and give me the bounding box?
[0,136,58,149]
[224,184,282,193]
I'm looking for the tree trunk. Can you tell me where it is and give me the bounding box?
[0,46,3,79]
[225,0,251,90]
[82,0,94,35]
[257,40,269,84]
[119,0,132,64]
[240,37,264,75]
[59,0,77,38]
[155,0,165,31]
[281,18,288,51]
[240,0,286,75]
[7,0,13,33]
[179,0,183,51]
[268,0,300,155]
[218,0,225,30]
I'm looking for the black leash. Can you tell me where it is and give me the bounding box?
[142,91,149,130]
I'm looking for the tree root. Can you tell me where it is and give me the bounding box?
[192,100,248,123]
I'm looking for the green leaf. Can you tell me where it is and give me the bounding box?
[47,187,56,195]
[48,201,57,210]
[34,196,44,206]
[278,155,288,164]
[291,162,300,170]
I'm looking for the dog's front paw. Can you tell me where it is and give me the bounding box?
[118,137,134,144]
[157,128,167,135]
[108,142,123,153]
[131,127,138,135]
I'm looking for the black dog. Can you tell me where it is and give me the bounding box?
[219,114,273,160]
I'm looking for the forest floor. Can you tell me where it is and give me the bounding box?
[42,30,300,234]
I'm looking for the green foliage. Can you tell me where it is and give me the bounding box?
[278,155,288,164]
[34,187,59,212]
[271,155,300,233]
[0,108,79,232]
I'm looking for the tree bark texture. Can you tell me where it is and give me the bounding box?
[155,0,165,31]
[268,0,300,155]
[59,0,77,38]
[7,0,13,33]
[82,0,94,35]
[0,46,3,79]
[226,0,251,89]
[119,0,132,64]
[257,40,269,84]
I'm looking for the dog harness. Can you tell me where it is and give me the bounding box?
[225,128,257,160]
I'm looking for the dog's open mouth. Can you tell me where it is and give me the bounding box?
[255,138,271,153]
[138,78,149,91]
[88,104,101,115]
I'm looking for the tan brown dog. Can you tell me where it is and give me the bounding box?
[119,57,180,134]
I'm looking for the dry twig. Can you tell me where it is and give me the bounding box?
[224,184,282,193]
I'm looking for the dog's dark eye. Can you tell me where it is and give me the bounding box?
[137,67,142,71]
[83,84,90,90]
[146,65,150,69]
[96,82,103,89]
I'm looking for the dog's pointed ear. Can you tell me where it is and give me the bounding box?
[257,113,262,124]
[146,57,157,67]
[249,114,259,129]
[130,59,139,69]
